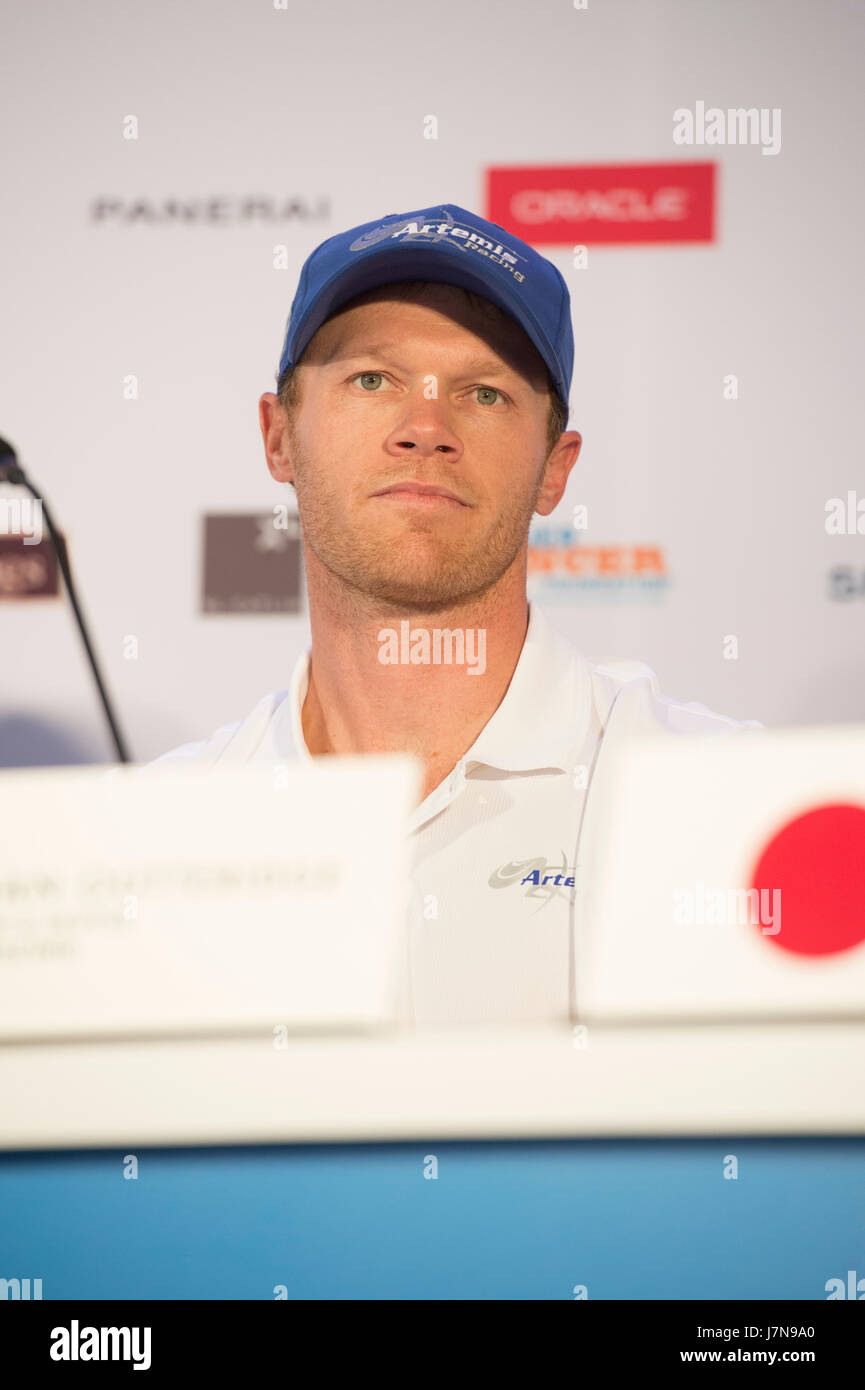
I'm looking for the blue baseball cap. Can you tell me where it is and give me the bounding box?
[276,203,574,421]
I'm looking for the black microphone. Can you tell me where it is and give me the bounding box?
[0,435,132,763]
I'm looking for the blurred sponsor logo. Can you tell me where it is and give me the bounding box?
[827,568,865,602]
[486,162,714,244]
[527,524,669,604]
[0,535,59,600]
[201,512,303,614]
[90,197,329,225]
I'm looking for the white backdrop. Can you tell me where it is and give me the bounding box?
[1,0,863,765]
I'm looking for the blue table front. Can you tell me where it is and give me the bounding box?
[1,1136,862,1300]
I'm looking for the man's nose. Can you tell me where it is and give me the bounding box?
[383,394,463,458]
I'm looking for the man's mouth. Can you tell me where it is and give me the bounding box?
[371,481,467,507]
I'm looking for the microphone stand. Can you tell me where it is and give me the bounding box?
[0,436,132,764]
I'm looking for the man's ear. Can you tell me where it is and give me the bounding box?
[534,430,582,516]
[259,392,296,485]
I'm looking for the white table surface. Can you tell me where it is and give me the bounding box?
[1,1020,863,1150]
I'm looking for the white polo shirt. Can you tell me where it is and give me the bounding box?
[149,603,762,1027]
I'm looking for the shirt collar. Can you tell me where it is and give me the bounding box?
[287,640,313,764]
[462,601,592,773]
[285,601,592,775]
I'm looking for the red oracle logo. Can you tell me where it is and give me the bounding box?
[749,804,865,957]
[485,163,715,245]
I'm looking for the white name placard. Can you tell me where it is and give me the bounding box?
[0,756,420,1039]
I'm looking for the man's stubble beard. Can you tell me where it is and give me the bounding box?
[290,436,547,615]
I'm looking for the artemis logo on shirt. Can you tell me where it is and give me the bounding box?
[489,854,576,909]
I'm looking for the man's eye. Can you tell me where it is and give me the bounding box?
[352,372,390,391]
[474,385,506,406]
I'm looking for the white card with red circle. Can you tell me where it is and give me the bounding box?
[574,727,865,1020]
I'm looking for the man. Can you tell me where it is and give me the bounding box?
[152,203,761,1025]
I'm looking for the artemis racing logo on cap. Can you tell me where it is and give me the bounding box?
[489,854,576,910]
[349,212,456,250]
[349,212,528,282]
